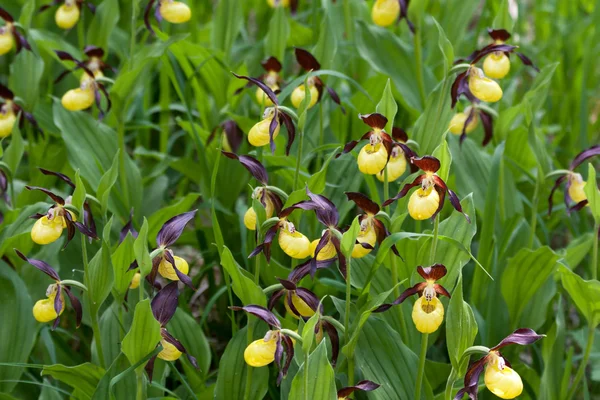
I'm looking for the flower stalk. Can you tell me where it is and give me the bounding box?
[82,234,105,368]
[567,325,595,400]
[415,333,429,399]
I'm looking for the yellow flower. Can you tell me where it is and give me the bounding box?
[371,0,400,27]
[31,215,66,245]
[483,52,511,80]
[159,1,192,24]
[61,82,95,111]
[158,338,183,361]
[407,185,440,220]
[310,237,337,260]
[129,272,141,289]
[267,0,290,8]
[256,85,278,107]
[244,188,276,231]
[158,255,189,281]
[55,2,80,30]
[376,148,407,182]
[0,28,14,55]
[284,292,316,319]
[248,109,280,147]
[0,109,16,138]
[469,67,503,103]
[568,173,587,203]
[278,222,311,259]
[411,296,444,333]
[449,111,478,135]
[291,84,319,110]
[484,352,523,399]
[80,69,104,83]
[33,286,65,323]
[357,142,388,175]
[351,225,377,258]
[244,331,279,367]
[244,207,258,230]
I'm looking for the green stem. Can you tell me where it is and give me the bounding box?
[344,256,353,386]
[82,235,106,368]
[136,369,145,400]
[159,66,171,154]
[280,329,303,342]
[567,325,595,400]
[321,315,345,333]
[129,2,138,66]
[293,129,305,191]
[243,320,255,400]
[415,333,429,400]
[429,215,440,264]
[592,222,598,280]
[529,172,541,249]
[317,102,324,170]
[444,367,458,400]
[348,354,355,389]
[77,14,84,50]
[117,118,130,211]
[414,24,426,109]
[303,352,309,400]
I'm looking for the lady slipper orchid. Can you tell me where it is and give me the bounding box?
[448,105,494,146]
[371,0,413,31]
[0,83,41,138]
[292,48,345,112]
[454,328,545,399]
[269,277,321,319]
[232,72,296,154]
[221,151,284,231]
[376,127,417,182]
[384,156,470,221]
[345,192,400,258]
[231,305,295,384]
[0,8,32,55]
[256,57,284,107]
[337,380,380,400]
[54,46,115,84]
[39,0,95,30]
[145,282,198,382]
[144,0,191,34]
[15,250,83,330]
[148,210,197,289]
[548,145,600,215]
[339,113,403,176]
[207,120,243,153]
[26,168,98,247]
[55,51,111,118]
[375,264,451,334]
[479,29,538,80]
[267,0,298,11]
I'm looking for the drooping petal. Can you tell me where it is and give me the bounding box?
[515,52,539,72]
[287,258,337,283]
[382,174,425,207]
[454,356,488,400]
[64,287,83,328]
[163,251,195,290]
[294,48,321,71]
[479,110,494,147]
[345,191,380,215]
[14,249,60,281]
[232,72,279,105]
[221,151,269,185]
[25,186,65,205]
[280,111,296,156]
[322,320,340,366]
[143,0,158,34]
[373,282,427,313]
[156,210,197,247]
[151,281,179,327]
[268,289,286,311]
[337,380,381,398]
[569,144,600,171]
[491,328,545,350]
[305,187,340,227]
[38,168,76,188]
[230,305,282,329]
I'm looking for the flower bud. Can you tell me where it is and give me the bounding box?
[411,296,444,333]
[407,186,440,220]
[55,3,80,30]
[284,292,316,319]
[61,86,95,111]
[310,238,336,260]
[267,0,290,8]
[448,112,478,135]
[244,331,278,367]
[256,86,278,107]
[244,207,258,230]
[278,227,311,259]
[469,68,503,103]
[371,0,400,27]
[484,352,523,399]
[248,115,280,147]
[483,52,511,80]
[0,110,17,138]
[357,143,388,175]
[376,151,407,182]
[159,1,192,24]
[291,84,319,110]
[33,290,65,323]
[0,29,14,56]
[129,272,141,289]
[568,173,587,203]
[158,255,189,281]
[31,216,65,245]
[158,338,183,361]
[351,226,377,258]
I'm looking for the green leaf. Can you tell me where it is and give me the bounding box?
[313,14,337,70]
[412,77,452,155]
[376,78,398,134]
[111,234,136,299]
[0,264,36,393]
[134,218,151,277]
[302,311,320,354]
[560,266,600,328]
[265,6,290,61]
[584,163,600,224]
[71,171,87,213]
[121,300,162,367]
[446,273,478,372]
[41,363,105,399]
[219,246,266,307]
[87,0,120,50]
[492,0,515,31]
[96,151,120,215]
[214,326,269,400]
[433,18,454,76]
[432,140,451,182]
[210,0,243,60]
[307,147,340,194]
[87,240,114,314]
[501,247,559,326]
[9,49,44,108]
[340,216,361,258]
[288,341,337,400]
[3,123,23,176]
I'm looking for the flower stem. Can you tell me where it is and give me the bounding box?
[415,333,429,400]
[293,129,305,191]
[567,325,595,400]
[429,215,440,264]
[344,256,354,386]
[304,351,309,400]
[136,368,145,400]
[317,102,324,170]
[592,222,598,280]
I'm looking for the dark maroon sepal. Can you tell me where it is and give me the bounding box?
[64,286,83,328]
[38,168,75,188]
[14,249,60,281]
[491,328,545,350]
[221,151,268,185]
[417,264,447,281]
[345,192,380,215]
[230,305,281,328]
[360,113,388,130]
[25,186,65,205]
[487,28,512,42]
[569,144,600,171]
[54,284,64,323]
[547,175,568,216]
[119,208,138,244]
[294,48,321,71]
[277,278,297,291]
[143,0,158,34]
[232,72,279,105]
[373,282,427,313]
[268,289,286,310]
[451,71,469,108]
[0,83,14,100]
[337,380,380,398]
[84,45,104,59]
[479,110,494,147]
[321,320,339,366]
[279,335,294,385]
[0,7,14,22]
[261,56,282,72]
[392,127,409,142]
[156,210,197,247]
[515,52,539,72]
[163,251,195,290]
[295,287,322,315]
[151,281,179,327]
[287,258,337,283]
[221,120,243,152]
[412,155,441,173]
[454,356,487,400]
[145,355,157,382]
[280,112,296,156]
[305,187,340,227]
[382,174,425,207]
[269,113,279,154]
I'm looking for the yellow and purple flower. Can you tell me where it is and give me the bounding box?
[0,8,31,55]
[39,0,95,30]
[0,83,41,138]
[371,0,413,31]
[144,0,191,34]
[337,380,380,399]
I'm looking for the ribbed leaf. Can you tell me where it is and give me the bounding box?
[219,246,266,307]
[41,363,105,399]
[288,341,337,400]
[121,300,162,367]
